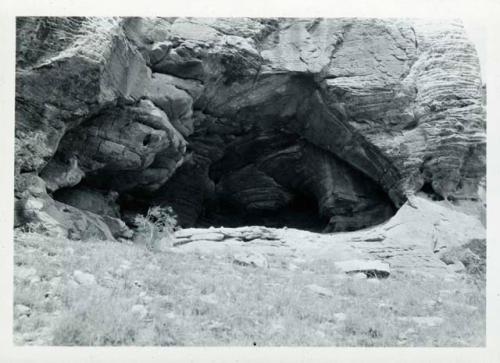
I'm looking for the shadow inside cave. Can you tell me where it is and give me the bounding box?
[197,192,329,233]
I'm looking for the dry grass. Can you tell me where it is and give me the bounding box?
[13,231,485,346]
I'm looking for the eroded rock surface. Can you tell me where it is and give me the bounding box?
[170,195,486,276]
[15,17,485,239]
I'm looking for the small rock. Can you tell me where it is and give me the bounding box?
[411,316,444,327]
[174,229,195,239]
[439,289,457,296]
[270,321,285,333]
[49,277,61,288]
[73,270,96,286]
[306,284,334,297]
[204,320,227,332]
[233,252,268,268]
[146,263,160,270]
[423,299,436,307]
[447,261,466,273]
[29,275,41,284]
[165,312,176,319]
[14,304,31,317]
[335,259,390,278]
[363,234,386,242]
[398,316,444,327]
[21,332,35,342]
[405,328,417,335]
[333,312,347,322]
[199,293,218,305]
[16,267,37,280]
[120,263,131,271]
[131,304,148,319]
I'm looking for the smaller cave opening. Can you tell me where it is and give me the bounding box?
[142,134,151,146]
[197,191,329,232]
[420,181,444,201]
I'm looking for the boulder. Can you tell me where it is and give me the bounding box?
[17,196,116,241]
[145,73,196,137]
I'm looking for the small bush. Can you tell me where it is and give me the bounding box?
[18,222,50,235]
[133,206,177,251]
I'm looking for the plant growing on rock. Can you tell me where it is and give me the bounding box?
[133,206,177,251]
[19,221,49,235]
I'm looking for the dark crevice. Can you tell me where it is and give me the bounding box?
[420,181,444,201]
[198,190,329,232]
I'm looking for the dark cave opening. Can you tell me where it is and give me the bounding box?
[420,181,444,201]
[45,110,399,235]
[198,190,329,232]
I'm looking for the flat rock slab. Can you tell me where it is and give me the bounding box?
[170,196,485,276]
[188,232,225,242]
[334,259,391,278]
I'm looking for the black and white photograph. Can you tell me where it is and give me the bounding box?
[2,0,499,360]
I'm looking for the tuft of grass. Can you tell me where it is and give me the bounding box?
[133,206,177,252]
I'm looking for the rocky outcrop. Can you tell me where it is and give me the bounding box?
[15,17,485,239]
[171,194,486,276]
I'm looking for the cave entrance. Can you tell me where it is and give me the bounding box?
[197,191,329,232]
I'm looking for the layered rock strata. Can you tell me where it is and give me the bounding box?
[15,17,485,239]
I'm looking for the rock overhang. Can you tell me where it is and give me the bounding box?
[14,17,486,240]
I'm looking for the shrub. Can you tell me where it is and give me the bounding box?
[133,206,177,251]
[19,222,49,235]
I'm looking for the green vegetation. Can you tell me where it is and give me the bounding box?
[132,206,177,252]
[14,231,485,346]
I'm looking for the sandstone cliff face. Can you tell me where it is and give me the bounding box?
[15,17,486,238]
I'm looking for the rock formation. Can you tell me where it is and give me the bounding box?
[15,17,486,239]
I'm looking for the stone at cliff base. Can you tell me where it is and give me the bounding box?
[233,252,269,268]
[334,260,391,278]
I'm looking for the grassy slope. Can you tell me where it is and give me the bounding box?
[13,231,485,346]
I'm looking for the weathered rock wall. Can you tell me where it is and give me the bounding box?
[14,17,485,239]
